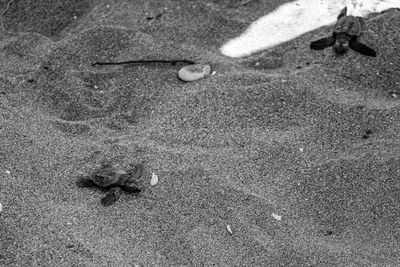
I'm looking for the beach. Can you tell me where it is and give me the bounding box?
[0,0,399,265]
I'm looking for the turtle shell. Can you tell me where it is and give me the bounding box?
[333,15,364,37]
[91,163,130,187]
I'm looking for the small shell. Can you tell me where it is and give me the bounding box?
[272,213,282,221]
[178,64,211,82]
[0,203,3,214]
[150,172,158,186]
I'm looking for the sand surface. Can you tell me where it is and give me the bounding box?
[0,0,399,266]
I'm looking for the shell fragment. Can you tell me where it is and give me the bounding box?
[226,224,233,235]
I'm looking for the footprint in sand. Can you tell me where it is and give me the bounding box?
[51,120,91,135]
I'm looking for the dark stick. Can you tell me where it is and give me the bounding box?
[91,59,196,66]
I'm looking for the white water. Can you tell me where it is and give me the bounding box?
[220,0,400,57]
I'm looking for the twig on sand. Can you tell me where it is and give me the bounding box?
[91,59,196,67]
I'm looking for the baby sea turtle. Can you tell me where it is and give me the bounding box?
[76,162,143,206]
[310,7,376,57]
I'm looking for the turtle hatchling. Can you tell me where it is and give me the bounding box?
[76,162,143,206]
[310,7,376,57]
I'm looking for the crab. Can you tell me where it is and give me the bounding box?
[310,7,376,57]
[76,162,143,206]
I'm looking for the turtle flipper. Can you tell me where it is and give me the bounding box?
[130,163,144,180]
[349,40,376,57]
[76,176,97,187]
[310,36,336,50]
[337,7,347,20]
[101,187,122,206]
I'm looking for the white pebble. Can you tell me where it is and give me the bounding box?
[150,172,158,186]
[178,64,211,82]
[0,203,2,214]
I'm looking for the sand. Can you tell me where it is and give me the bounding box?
[0,0,399,266]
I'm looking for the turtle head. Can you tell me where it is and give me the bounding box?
[333,33,351,55]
